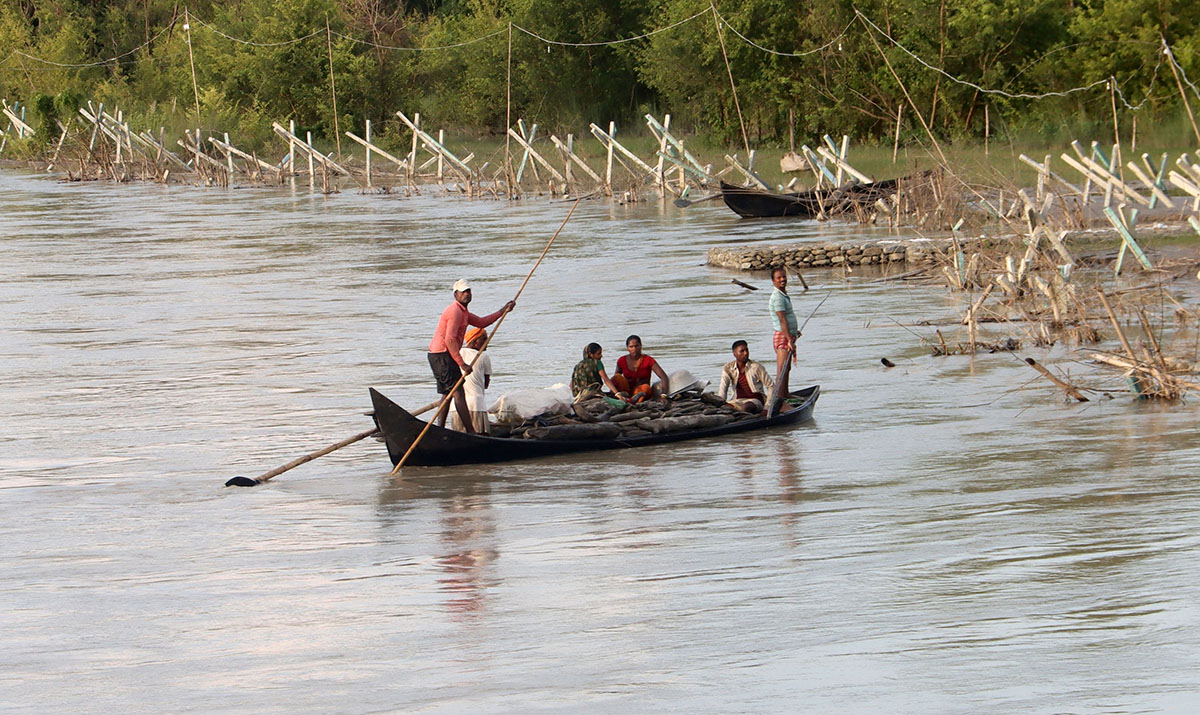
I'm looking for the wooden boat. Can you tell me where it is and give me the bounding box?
[370,385,820,467]
[720,178,902,219]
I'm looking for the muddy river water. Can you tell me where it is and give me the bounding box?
[2,170,1199,711]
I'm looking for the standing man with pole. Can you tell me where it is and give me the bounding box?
[428,279,514,434]
[769,267,799,400]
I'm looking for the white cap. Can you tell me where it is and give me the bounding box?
[453,279,471,292]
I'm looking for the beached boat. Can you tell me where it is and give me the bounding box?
[719,178,902,219]
[369,385,820,467]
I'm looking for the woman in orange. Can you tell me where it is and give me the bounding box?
[611,335,671,402]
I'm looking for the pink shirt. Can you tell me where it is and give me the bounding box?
[429,300,504,366]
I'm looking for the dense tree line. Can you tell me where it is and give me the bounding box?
[1,0,1198,149]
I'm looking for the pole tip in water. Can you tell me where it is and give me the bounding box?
[881,357,896,368]
[225,476,260,488]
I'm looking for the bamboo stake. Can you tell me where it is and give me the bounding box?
[1024,357,1089,401]
[287,119,296,179]
[816,145,872,183]
[893,104,903,163]
[658,150,718,183]
[223,131,234,174]
[507,127,566,183]
[1125,160,1175,208]
[395,111,472,177]
[307,130,315,187]
[1019,154,1084,197]
[1103,207,1153,270]
[1096,289,1139,364]
[437,129,445,183]
[345,129,408,171]
[1110,77,1121,181]
[590,123,659,180]
[962,282,995,325]
[1137,307,1171,380]
[563,134,574,188]
[391,199,582,474]
[408,112,419,183]
[605,120,615,194]
[801,145,836,186]
[1090,353,1200,393]
[47,118,71,170]
[210,135,275,175]
[723,153,771,190]
[654,114,671,195]
[645,114,708,176]
[272,122,352,176]
[550,134,601,184]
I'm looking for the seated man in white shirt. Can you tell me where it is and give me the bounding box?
[717,339,774,414]
[452,327,492,434]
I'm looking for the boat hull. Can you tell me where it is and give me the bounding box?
[370,386,819,467]
[719,178,904,219]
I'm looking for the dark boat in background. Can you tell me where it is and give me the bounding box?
[370,385,820,467]
[720,177,903,219]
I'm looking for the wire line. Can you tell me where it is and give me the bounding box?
[512,9,707,47]
[855,8,1110,100]
[331,27,506,51]
[14,24,171,67]
[716,13,855,58]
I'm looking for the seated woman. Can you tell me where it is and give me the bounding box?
[571,342,623,400]
[612,334,671,403]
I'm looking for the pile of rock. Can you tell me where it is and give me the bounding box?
[490,392,756,440]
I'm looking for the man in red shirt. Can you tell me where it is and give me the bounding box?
[428,279,515,433]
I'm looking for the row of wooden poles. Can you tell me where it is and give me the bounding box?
[1013,140,1200,264]
[10,94,892,200]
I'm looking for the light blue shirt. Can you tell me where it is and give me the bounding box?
[769,287,798,334]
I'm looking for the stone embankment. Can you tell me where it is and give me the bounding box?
[707,239,957,271]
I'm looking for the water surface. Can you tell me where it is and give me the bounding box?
[2,171,1199,712]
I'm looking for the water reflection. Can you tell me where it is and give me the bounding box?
[378,476,499,620]
[775,438,803,505]
[435,485,498,619]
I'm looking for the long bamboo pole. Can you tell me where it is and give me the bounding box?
[225,399,441,487]
[711,1,750,158]
[184,9,201,122]
[326,15,342,159]
[390,199,582,474]
[1164,37,1200,148]
[858,10,948,167]
[505,22,514,194]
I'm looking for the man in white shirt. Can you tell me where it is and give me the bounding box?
[452,327,492,434]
